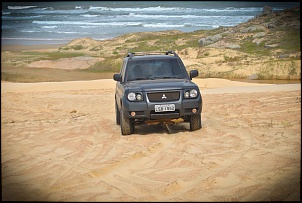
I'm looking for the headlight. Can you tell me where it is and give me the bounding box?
[128,92,136,101]
[184,89,198,98]
[128,92,143,101]
[190,89,198,98]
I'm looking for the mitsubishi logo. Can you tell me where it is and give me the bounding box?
[162,94,167,99]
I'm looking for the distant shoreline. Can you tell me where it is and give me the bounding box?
[1,38,72,46]
[1,43,66,51]
[1,37,109,50]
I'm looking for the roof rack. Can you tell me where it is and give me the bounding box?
[126,51,179,59]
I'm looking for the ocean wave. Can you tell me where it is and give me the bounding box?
[29,20,230,29]
[81,14,100,17]
[88,6,180,12]
[128,13,254,19]
[79,26,99,28]
[7,6,37,10]
[201,7,262,12]
[20,30,81,34]
[143,23,184,28]
[54,31,78,34]
[129,13,202,18]
[86,6,268,13]
[2,15,45,20]
[42,26,58,29]
[32,20,143,26]
[6,8,87,14]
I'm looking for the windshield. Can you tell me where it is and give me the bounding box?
[126,58,188,82]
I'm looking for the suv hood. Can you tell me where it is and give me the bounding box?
[126,79,198,92]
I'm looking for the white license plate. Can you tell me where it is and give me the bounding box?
[155,104,175,112]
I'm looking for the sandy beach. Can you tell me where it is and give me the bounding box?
[1,77,301,201]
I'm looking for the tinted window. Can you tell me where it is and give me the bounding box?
[126,58,188,81]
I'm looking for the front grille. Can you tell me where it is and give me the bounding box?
[147,91,180,102]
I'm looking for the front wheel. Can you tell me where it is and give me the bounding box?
[190,114,202,131]
[120,109,134,135]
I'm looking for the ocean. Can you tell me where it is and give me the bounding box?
[1,1,299,45]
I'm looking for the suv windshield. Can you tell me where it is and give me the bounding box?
[126,58,188,82]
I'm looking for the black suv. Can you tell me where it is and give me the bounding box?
[113,51,202,135]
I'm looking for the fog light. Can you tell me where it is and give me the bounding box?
[192,108,197,113]
[136,94,142,101]
[131,111,136,117]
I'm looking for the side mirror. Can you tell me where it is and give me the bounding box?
[189,70,198,79]
[113,74,122,82]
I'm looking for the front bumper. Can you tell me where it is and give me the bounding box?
[122,93,202,120]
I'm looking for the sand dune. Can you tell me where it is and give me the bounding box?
[1,78,301,201]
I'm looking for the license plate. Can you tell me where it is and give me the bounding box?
[155,104,175,112]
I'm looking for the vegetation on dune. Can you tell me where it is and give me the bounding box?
[86,56,122,73]
[23,51,86,60]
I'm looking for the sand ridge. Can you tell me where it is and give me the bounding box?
[1,78,295,94]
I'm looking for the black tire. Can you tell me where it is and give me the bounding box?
[115,101,120,125]
[130,120,134,134]
[120,109,133,135]
[190,114,202,131]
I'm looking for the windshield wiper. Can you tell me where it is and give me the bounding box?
[154,76,184,79]
[132,77,155,81]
